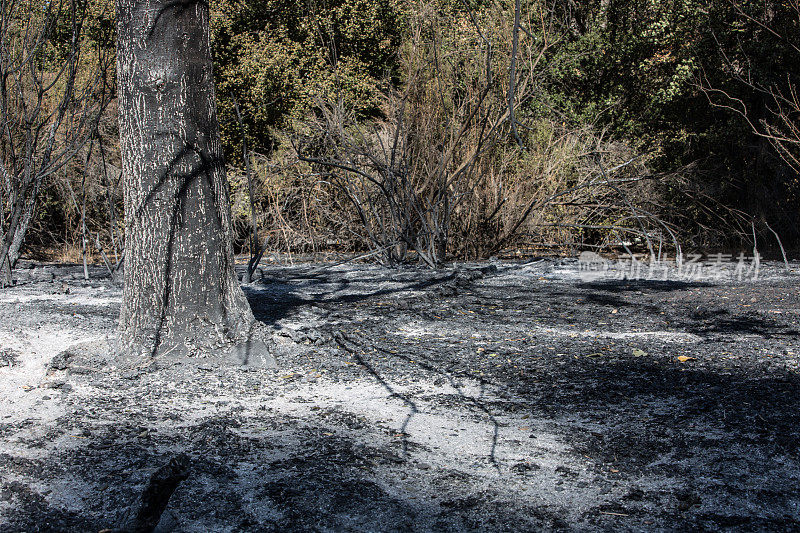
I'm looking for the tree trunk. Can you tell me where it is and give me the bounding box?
[7,195,36,264]
[115,0,267,362]
[0,187,38,286]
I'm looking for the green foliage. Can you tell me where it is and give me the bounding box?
[527,0,799,243]
[539,0,707,153]
[210,0,408,159]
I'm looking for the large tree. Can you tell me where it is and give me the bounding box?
[115,0,273,364]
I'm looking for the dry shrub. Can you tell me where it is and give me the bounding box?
[228,141,358,259]
[294,1,539,266]
[290,0,680,263]
[29,101,124,266]
[496,122,673,256]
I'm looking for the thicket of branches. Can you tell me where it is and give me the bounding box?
[0,0,112,285]
[3,0,799,274]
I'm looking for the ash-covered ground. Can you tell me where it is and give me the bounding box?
[1,258,799,532]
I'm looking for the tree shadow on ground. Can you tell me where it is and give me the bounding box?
[0,393,562,532]
[577,280,714,293]
[8,337,797,531]
[341,335,800,529]
[4,341,800,531]
[248,267,800,528]
[682,312,800,337]
[5,263,798,530]
[240,264,480,326]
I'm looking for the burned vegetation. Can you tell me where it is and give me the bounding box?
[0,259,799,531]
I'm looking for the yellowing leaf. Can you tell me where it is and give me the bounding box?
[677,356,696,363]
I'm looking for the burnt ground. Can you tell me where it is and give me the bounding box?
[0,258,799,532]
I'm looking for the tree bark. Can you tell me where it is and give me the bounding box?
[0,184,39,286]
[115,0,262,360]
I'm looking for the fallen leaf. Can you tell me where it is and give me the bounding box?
[677,356,696,363]
[632,348,647,357]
